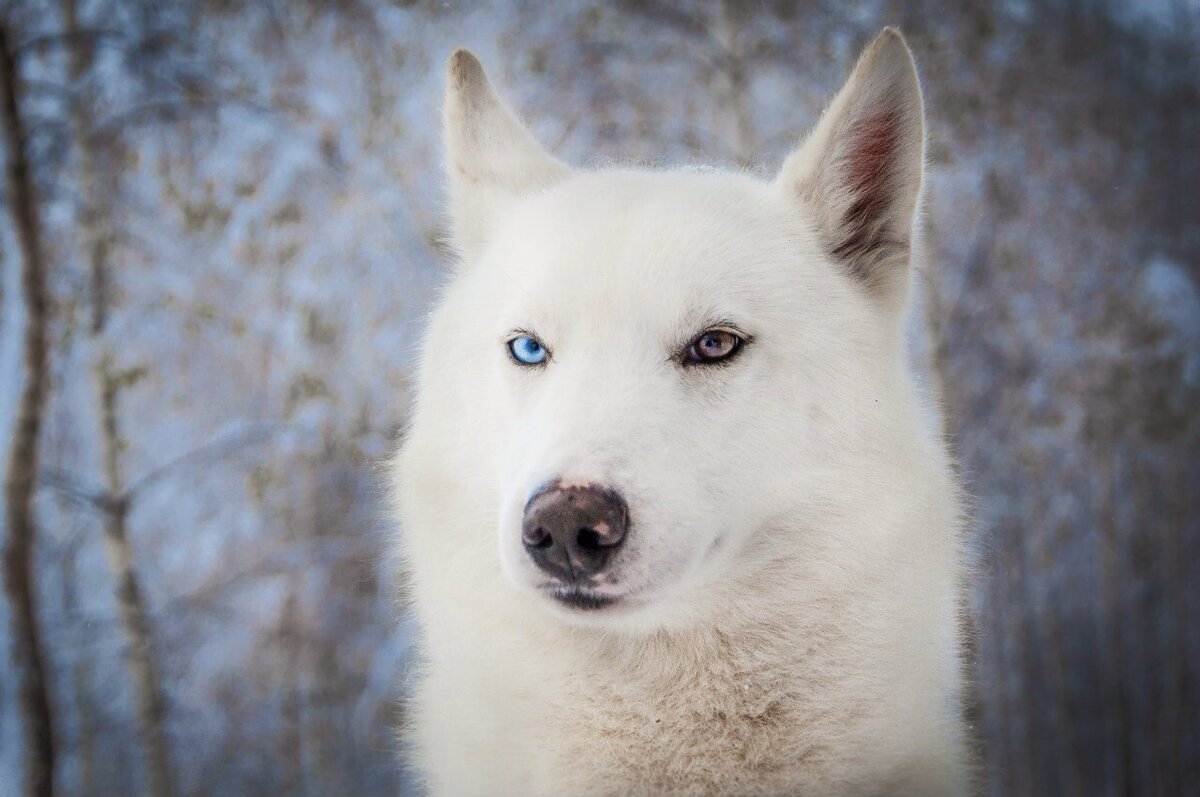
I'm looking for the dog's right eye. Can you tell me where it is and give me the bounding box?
[508,334,549,366]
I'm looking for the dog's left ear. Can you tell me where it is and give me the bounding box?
[776,28,925,302]
[443,49,570,261]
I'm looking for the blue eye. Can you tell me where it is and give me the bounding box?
[508,335,548,365]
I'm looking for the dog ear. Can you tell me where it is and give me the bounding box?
[776,28,925,302]
[443,49,570,261]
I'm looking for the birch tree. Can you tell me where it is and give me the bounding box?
[1,18,56,797]
[59,0,177,792]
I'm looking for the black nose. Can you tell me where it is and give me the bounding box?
[522,482,629,582]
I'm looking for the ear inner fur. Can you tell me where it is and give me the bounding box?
[778,28,926,300]
[829,108,910,286]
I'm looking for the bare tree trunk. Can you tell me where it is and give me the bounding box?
[1096,436,1130,797]
[61,545,96,797]
[62,2,175,795]
[278,589,306,797]
[102,498,175,797]
[0,21,57,797]
[711,0,755,168]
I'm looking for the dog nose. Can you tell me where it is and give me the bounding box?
[522,482,629,581]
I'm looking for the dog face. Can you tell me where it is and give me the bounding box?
[416,30,925,630]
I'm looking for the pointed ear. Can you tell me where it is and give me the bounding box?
[443,50,570,261]
[776,29,925,300]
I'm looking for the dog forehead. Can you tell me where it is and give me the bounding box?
[490,170,794,291]
[465,169,850,345]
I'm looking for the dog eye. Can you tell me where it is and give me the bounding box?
[508,334,549,366]
[683,328,743,365]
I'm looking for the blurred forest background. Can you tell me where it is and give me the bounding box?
[0,1,1196,796]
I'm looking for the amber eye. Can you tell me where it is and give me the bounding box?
[684,328,744,365]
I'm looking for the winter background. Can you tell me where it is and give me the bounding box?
[0,1,1196,796]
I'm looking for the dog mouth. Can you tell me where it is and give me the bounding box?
[543,585,622,611]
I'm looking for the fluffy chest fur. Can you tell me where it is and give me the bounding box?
[406,551,966,796]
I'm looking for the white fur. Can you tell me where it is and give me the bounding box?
[393,29,970,796]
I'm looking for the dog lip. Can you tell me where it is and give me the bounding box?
[543,585,622,611]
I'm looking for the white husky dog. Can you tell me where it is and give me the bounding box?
[393,27,969,796]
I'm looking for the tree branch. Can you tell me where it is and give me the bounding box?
[124,422,278,501]
[13,28,124,57]
[39,468,117,514]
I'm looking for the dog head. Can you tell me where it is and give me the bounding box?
[419,30,926,630]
